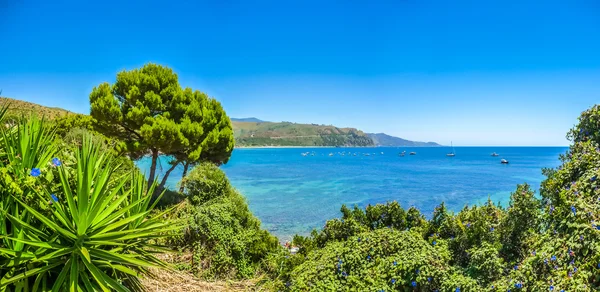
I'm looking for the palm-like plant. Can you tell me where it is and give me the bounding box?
[0,114,179,291]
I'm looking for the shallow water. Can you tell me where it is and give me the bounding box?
[138,146,566,241]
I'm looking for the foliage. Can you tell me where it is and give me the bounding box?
[89,63,234,191]
[0,114,179,291]
[53,113,97,137]
[169,163,279,279]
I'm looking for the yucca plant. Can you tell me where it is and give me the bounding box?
[0,116,180,291]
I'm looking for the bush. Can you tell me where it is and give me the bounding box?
[0,115,178,291]
[172,163,280,279]
[181,162,232,205]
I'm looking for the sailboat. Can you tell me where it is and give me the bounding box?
[446,141,456,157]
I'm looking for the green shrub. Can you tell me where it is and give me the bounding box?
[181,162,232,205]
[0,115,179,291]
[173,163,280,280]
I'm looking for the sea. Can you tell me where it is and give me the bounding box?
[138,146,567,241]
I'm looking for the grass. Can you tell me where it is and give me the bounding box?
[0,96,71,120]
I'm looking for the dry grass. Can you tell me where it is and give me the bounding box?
[140,253,258,292]
[0,97,71,120]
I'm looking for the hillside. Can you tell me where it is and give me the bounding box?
[367,133,441,147]
[0,98,438,148]
[0,96,71,119]
[232,121,374,147]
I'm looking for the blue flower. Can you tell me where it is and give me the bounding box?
[515,282,523,288]
[456,288,461,292]
[551,255,556,261]
[427,277,432,282]
[393,261,397,266]
[342,271,347,277]
[571,206,576,215]
[391,279,396,284]
[52,157,61,166]
[367,255,371,260]
[30,168,41,177]
[592,176,597,182]
[416,269,420,274]
[466,223,471,228]
[514,265,518,270]
[411,281,417,287]
[51,194,58,202]
[490,227,495,232]
[432,241,437,245]
[574,267,578,272]
[549,285,554,291]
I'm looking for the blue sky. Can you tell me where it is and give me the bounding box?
[1,0,599,146]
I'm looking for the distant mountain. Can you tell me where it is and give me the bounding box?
[232,121,374,147]
[367,133,441,147]
[230,117,267,123]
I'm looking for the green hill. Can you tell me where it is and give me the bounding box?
[232,121,374,147]
[0,96,71,120]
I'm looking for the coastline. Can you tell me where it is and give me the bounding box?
[234,145,372,149]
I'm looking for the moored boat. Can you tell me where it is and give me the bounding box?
[491,152,499,157]
[501,159,509,164]
[446,141,456,157]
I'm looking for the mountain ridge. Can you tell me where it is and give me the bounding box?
[367,132,442,147]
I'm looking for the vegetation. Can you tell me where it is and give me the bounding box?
[0,111,179,290]
[3,71,600,292]
[233,121,373,147]
[89,63,234,192]
[0,97,71,120]
[168,163,280,279]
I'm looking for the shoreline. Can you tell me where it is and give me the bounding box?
[234,145,566,149]
[235,146,373,149]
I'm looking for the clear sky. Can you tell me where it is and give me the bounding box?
[1,0,599,146]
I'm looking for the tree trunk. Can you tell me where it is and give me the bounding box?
[179,161,190,193]
[147,149,159,190]
[157,160,180,194]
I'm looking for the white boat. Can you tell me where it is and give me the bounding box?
[409,152,416,155]
[329,153,334,156]
[491,152,499,157]
[501,159,509,164]
[380,152,384,155]
[446,141,456,157]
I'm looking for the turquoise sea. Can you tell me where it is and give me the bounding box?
[140,146,567,241]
